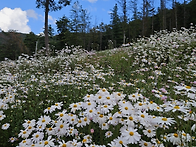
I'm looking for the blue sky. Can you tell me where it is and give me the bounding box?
[0,0,183,35]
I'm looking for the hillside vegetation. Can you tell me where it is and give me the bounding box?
[0,27,196,147]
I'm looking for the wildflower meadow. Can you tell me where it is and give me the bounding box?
[0,27,196,147]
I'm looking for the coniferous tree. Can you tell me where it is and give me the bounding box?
[80,8,91,49]
[36,0,71,55]
[160,0,166,30]
[56,16,71,49]
[110,3,123,47]
[117,0,128,44]
[70,1,81,46]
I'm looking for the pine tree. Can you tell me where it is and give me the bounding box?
[117,0,128,44]
[110,3,123,47]
[36,0,71,55]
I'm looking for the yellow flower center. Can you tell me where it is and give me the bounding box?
[174,105,180,109]
[99,114,104,118]
[125,107,128,110]
[44,141,48,145]
[78,120,82,123]
[60,113,64,117]
[162,117,167,121]
[139,103,143,106]
[148,130,151,133]
[129,131,134,136]
[73,104,77,108]
[118,93,121,96]
[141,114,145,118]
[157,140,161,144]
[109,117,113,120]
[60,125,64,128]
[129,116,133,120]
[62,144,67,147]
[144,142,148,146]
[119,140,123,144]
[104,105,108,108]
[150,101,153,104]
[182,133,186,136]
[23,131,26,134]
[98,96,102,99]
[174,133,178,137]
[89,110,93,113]
[107,97,110,99]
[185,86,191,89]
[84,117,87,121]
[42,119,45,123]
[35,135,39,138]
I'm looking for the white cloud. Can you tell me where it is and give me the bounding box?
[48,15,56,25]
[87,0,97,3]
[26,9,38,19]
[0,7,31,33]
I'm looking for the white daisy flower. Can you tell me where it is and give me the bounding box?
[43,136,55,147]
[0,111,6,121]
[143,127,156,137]
[120,127,141,144]
[105,131,113,138]
[37,115,51,127]
[167,132,181,145]
[22,119,36,128]
[1,123,10,130]
[139,140,153,147]
[32,132,44,143]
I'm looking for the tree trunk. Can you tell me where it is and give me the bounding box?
[45,0,49,56]
[183,0,186,27]
[175,0,177,29]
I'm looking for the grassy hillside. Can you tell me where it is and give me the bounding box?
[0,27,196,147]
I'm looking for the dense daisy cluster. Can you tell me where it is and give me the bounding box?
[0,27,196,147]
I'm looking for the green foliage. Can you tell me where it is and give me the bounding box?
[24,32,39,55]
[0,31,29,61]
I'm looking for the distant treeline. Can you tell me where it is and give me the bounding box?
[0,0,196,61]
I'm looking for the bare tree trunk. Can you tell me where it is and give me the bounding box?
[45,0,49,56]
[142,0,146,36]
[100,31,102,51]
[183,0,186,27]
[175,1,177,29]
